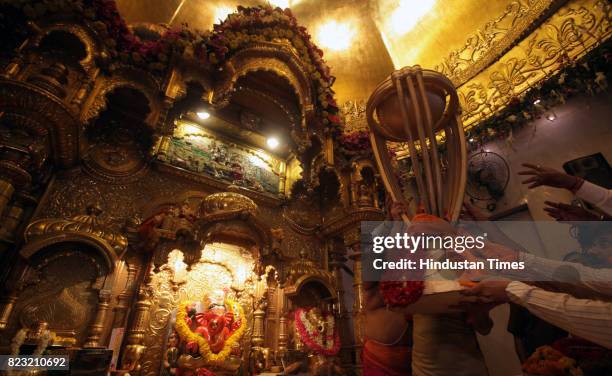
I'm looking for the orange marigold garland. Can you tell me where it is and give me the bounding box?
[175,299,245,366]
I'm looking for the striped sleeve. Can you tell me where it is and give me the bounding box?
[506,281,612,349]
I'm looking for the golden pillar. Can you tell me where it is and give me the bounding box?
[0,200,25,239]
[348,247,364,369]
[0,293,18,330]
[252,298,266,348]
[278,313,288,354]
[84,291,111,348]
[0,179,15,217]
[120,287,152,372]
[328,238,352,365]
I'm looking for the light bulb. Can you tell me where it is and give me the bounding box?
[267,137,279,149]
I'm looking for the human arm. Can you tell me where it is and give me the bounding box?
[460,280,612,349]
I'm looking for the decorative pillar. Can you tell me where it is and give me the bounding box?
[0,201,24,239]
[349,246,364,369]
[112,260,139,328]
[328,238,352,365]
[277,313,288,354]
[120,287,152,372]
[84,290,111,348]
[0,293,18,330]
[252,301,266,348]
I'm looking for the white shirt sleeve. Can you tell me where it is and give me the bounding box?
[518,253,612,297]
[506,281,612,349]
[575,180,612,215]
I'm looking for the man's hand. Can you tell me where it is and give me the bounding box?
[544,201,600,221]
[518,163,580,190]
[460,279,512,304]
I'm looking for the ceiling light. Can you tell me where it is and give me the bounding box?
[268,0,290,8]
[533,99,541,105]
[267,137,279,149]
[469,138,474,142]
[317,21,355,51]
[214,6,234,22]
[546,111,557,121]
[197,111,210,120]
[389,0,435,35]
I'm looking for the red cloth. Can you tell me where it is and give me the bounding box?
[362,340,412,376]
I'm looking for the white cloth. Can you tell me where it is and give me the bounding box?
[576,180,612,215]
[506,281,612,349]
[412,314,489,376]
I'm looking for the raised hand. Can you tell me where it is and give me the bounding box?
[543,201,600,222]
[518,163,580,190]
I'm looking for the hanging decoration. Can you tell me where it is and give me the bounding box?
[465,42,611,151]
[294,307,340,356]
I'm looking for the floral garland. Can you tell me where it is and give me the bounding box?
[294,308,340,356]
[174,299,245,367]
[465,41,611,151]
[379,280,425,307]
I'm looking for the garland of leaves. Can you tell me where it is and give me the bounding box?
[174,299,245,367]
[0,1,342,134]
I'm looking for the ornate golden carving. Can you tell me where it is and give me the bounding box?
[80,67,162,127]
[83,290,111,348]
[0,79,80,168]
[201,190,258,215]
[434,0,558,86]
[140,244,260,376]
[458,0,610,128]
[340,100,368,132]
[29,23,100,75]
[24,204,128,265]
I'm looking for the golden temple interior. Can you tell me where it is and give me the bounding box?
[0,0,610,375]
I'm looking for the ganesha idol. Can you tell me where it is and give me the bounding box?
[170,290,246,375]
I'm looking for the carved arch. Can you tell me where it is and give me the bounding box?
[30,23,100,74]
[0,80,80,167]
[20,233,118,273]
[211,42,315,129]
[81,68,162,127]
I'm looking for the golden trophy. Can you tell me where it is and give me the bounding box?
[366,66,467,221]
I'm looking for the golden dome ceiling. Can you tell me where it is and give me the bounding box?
[115,0,554,101]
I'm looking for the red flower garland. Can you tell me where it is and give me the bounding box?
[379,280,424,307]
[294,308,341,356]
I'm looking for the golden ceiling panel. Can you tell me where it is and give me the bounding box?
[115,0,608,121]
[433,0,560,86]
[458,0,610,128]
